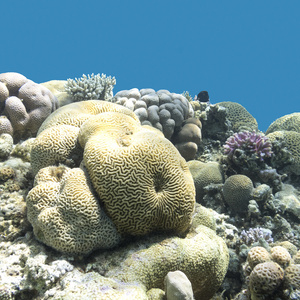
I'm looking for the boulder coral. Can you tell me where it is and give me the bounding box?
[267,130,300,175]
[0,72,59,142]
[107,225,229,300]
[222,174,254,214]
[266,112,300,134]
[110,88,200,159]
[187,160,224,203]
[29,100,196,252]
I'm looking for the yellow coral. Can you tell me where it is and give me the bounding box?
[247,246,271,269]
[79,112,195,235]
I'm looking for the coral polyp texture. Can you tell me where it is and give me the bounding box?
[224,131,273,162]
[0,72,59,142]
[64,73,116,101]
[29,100,195,253]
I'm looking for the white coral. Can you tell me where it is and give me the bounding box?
[65,73,116,101]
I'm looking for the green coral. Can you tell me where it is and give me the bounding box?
[217,101,258,132]
[107,225,229,300]
[266,112,300,134]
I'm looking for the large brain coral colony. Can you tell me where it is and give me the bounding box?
[0,72,58,142]
[28,100,196,253]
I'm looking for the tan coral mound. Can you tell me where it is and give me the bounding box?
[266,112,300,134]
[107,225,229,300]
[29,100,195,248]
[78,112,195,235]
[26,166,121,255]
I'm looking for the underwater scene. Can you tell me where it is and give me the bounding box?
[0,72,299,300]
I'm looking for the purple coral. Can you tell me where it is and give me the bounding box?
[240,227,273,245]
[224,131,273,161]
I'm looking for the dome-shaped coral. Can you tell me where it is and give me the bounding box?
[266,112,300,134]
[0,72,58,142]
[222,174,253,213]
[247,246,271,269]
[249,261,284,300]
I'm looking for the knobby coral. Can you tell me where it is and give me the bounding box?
[224,131,273,161]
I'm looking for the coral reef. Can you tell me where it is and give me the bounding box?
[0,72,59,142]
[65,73,116,101]
[1,78,300,300]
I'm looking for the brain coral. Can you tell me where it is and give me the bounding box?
[247,246,271,269]
[187,160,224,203]
[30,100,195,240]
[266,112,300,134]
[217,101,258,132]
[107,225,229,300]
[249,261,284,300]
[0,72,58,142]
[267,130,300,175]
[222,174,254,213]
[78,112,195,235]
[26,165,121,255]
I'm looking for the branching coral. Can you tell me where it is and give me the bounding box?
[240,227,273,246]
[65,73,116,101]
[224,131,272,162]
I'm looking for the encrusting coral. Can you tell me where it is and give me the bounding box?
[107,225,229,300]
[0,72,59,142]
[28,100,196,253]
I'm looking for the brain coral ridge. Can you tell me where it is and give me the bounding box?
[26,165,121,255]
[29,100,196,247]
[266,112,300,134]
[0,72,58,141]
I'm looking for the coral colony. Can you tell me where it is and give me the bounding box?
[240,227,274,245]
[223,131,273,161]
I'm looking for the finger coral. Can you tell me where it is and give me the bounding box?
[65,73,116,101]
